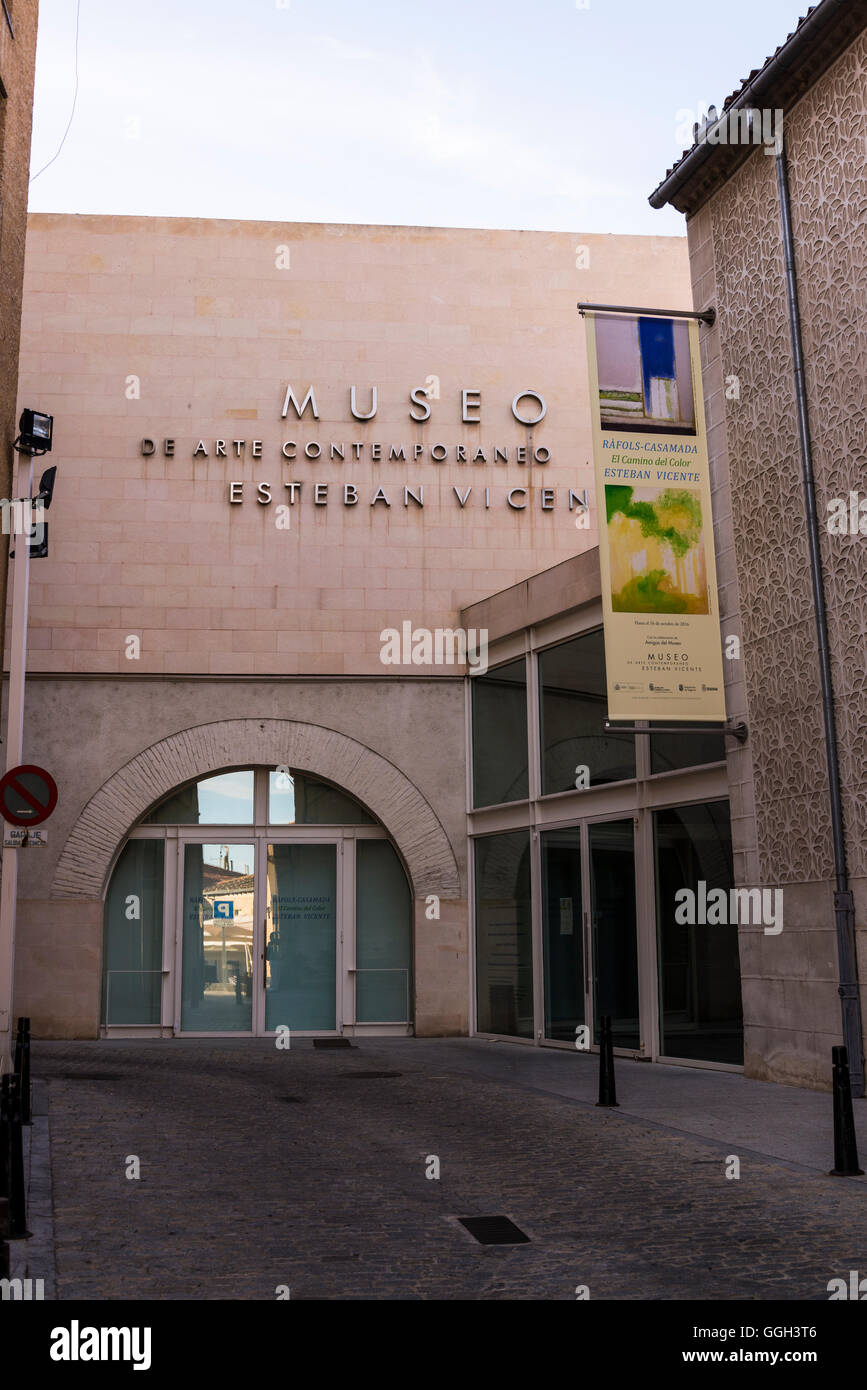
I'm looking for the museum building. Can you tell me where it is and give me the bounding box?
[10,115,863,1090]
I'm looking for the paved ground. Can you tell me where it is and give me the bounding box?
[26,1038,867,1300]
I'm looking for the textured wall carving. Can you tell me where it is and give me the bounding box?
[52,718,461,899]
[707,32,867,886]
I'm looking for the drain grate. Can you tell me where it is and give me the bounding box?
[340,1071,402,1080]
[277,1096,305,1103]
[458,1216,530,1245]
[313,1038,354,1049]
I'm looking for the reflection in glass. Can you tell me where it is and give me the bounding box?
[268,771,374,825]
[650,723,726,774]
[541,828,584,1041]
[654,802,742,1063]
[539,631,635,794]
[590,820,639,1050]
[181,843,255,1032]
[145,771,255,825]
[102,840,164,1024]
[356,840,412,1022]
[265,843,337,1031]
[471,659,529,807]
[475,830,532,1037]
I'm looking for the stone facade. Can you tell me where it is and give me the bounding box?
[683,30,867,1088]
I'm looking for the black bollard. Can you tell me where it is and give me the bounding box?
[0,1074,27,1236]
[15,1017,31,1125]
[596,1014,619,1107]
[830,1045,864,1176]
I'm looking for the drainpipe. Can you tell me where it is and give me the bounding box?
[775,144,864,1097]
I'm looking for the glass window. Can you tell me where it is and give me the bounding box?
[539,630,635,793]
[471,659,529,807]
[474,830,532,1037]
[102,840,164,1025]
[356,840,412,1022]
[144,770,255,825]
[650,722,726,774]
[541,828,584,1042]
[268,771,374,825]
[654,801,743,1064]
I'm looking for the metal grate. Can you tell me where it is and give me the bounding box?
[458,1216,530,1245]
[313,1038,354,1049]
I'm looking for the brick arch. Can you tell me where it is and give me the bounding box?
[51,718,460,899]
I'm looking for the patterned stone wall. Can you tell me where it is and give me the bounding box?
[688,32,867,1087]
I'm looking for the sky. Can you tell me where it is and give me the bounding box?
[29,0,810,236]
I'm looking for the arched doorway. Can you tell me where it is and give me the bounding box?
[101,766,413,1037]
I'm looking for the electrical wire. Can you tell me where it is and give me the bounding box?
[29,0,82,184]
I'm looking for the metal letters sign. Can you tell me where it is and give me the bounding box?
[584,310,726,721]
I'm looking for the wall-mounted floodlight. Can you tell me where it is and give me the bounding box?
[16,408,53,455]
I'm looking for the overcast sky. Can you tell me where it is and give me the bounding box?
[29,0,810,236]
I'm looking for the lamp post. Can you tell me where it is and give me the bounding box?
[0,410,53,1069]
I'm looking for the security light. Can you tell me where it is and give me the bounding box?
[16,408,53,454]
[35,465,57,509]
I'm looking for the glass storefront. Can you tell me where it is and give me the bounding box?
[102,767,412,1036]
[471,626,743,1067]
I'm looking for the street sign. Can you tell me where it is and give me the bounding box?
[0,764,58,827]
[213,900,234,919]
[3,828,47,848]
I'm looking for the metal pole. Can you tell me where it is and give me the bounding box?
[0,449,33,1071]
[577,301,716,325]
[775,147,864,1097]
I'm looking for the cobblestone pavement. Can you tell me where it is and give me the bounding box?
[32,1038,867,1301]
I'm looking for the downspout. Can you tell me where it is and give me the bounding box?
[775,144,865,1097]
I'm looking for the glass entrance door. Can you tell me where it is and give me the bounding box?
[264,841,339,1033]
[541,819,640,1052]
[179,836,340,1034]
[589,819,639,1051]
[181,842,256,1033]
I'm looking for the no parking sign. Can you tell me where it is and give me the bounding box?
[0,764,58,828]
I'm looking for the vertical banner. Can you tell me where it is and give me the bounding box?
[584,310,726,722]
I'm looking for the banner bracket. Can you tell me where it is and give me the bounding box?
[577,301,716,326]
[604,720,748,744]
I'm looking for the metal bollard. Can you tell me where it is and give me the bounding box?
[14,1017,31,1126]
[0,1074,27,1237]
[830,1045,864,1176]
[596,1014,619,1107]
